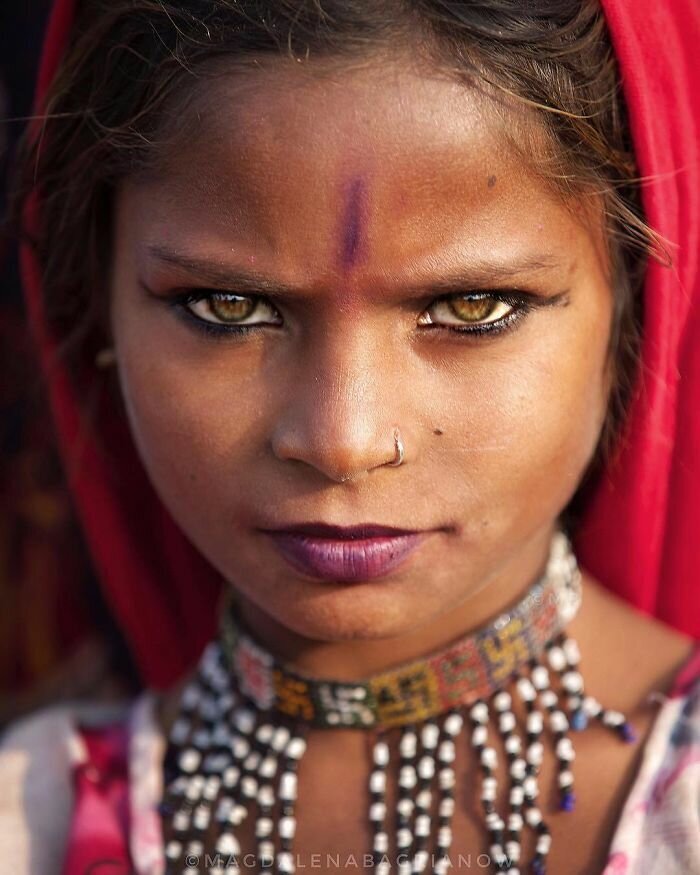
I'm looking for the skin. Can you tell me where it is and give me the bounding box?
[109,55,694,870]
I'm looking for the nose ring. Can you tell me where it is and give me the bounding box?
[385,427,405,467]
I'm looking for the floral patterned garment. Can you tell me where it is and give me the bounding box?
[1,647,698,875]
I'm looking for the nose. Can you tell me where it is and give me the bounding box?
[270,333,405,482]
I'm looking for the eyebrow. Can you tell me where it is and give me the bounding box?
[147,244,569,298]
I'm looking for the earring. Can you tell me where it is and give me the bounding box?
[95,347,117,369]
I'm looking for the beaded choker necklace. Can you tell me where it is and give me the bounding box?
[160,531,636,875]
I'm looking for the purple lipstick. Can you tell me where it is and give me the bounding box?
[261,522,432,582]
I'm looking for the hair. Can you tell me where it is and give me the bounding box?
[13,0,663,510]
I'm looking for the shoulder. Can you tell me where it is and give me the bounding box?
[569,573,697,714]
[0,699,134,875]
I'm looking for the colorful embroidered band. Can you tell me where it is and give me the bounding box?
[219,531,581,729]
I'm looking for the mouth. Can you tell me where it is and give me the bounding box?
[259,522,436,583]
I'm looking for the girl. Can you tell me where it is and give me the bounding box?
[2,1,699,873]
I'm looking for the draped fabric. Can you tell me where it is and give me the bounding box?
[21,0,700,690]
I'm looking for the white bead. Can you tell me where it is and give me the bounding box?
[563,671,583,693]
[397,798,414,818]
[259,756,277,778]
[413,849,429,871]
[490,844,507,866]
[499,712,516,734]
[556,738,575,761]
[370,770,387,793]
[398,862,412,875]
[416,814,430,836]
[444,713,464,736]
[583,695,602,717]
[203,776,221,800]
[397,827,413,848]
[374,832,389,853]
[416,789,432,810]
[525,807,542,827]
[179,749,201,773]
[370,802,386,822]
[243,751,261,771]
[438,740,455,763]
[558,769,574,787]
[481,746,497,769]
[255,817,273,837]
[373,741,390,767]
[510,758,526,781]
[516,678,536,701]
[217,832,241,855]
[400,732,417,758]
[165,840,182,859]
[256,723,274,744]
[438,826,452,848]
[232,737,250,759]
[173,810,189,831]
[536,834,552,854]
[186,839,204,855]
[223,766,240,788]
[434,859,450,875]
[471,702,488,723]
[602,710,625,727]
[286,737,307,759]
[523,775,538,798]
[277,851,295,873]
[231,804,247,825]
[271,726,291,751]
[486,812,504,830]
[539,690,557,709]
[547,646,566,671]
[526,713,543,734]
[241,775,258,798]
[233,707,256,735]
[483,776,497,795]
[508,813,524,832]
[472,725,488,746]
[418,756,435,780]
[505,735,522,755]
[526,742,544,766]
[279,772,297,800]
[493,691,512,712]
[439,796,455,817]
[549,710,569,733]
[421,722,440,749]
[531,666,550,689]
[439,767,455,789]
[279,816,296,839]
[563,638,581,665]
[376,863,392,875]
[510,786,524,806]
[481,785,496,803]
[193,805,210,829]
[259,840,274,859]
[399,765,417,788]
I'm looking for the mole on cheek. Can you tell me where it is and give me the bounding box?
[433,428,444,436]
[487,175,497,189]
[338,175,367,272]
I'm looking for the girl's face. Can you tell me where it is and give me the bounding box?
[110,57,612,644]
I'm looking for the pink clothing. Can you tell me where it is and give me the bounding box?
[2,646,697,875]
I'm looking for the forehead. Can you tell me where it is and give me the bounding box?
[126,56,595,279]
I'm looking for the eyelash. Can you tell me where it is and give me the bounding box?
[169,289,539,340]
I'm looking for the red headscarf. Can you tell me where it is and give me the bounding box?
[21,0,700,690]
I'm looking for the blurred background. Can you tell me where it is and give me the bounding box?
[0,2,139,732]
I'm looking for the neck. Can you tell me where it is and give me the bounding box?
[232,523,556,681]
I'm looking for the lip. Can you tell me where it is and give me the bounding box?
[261,522,433,582]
